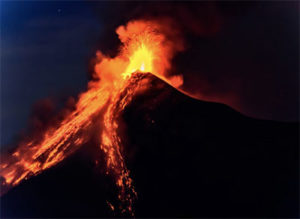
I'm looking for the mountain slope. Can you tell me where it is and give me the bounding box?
[1,73,298,217]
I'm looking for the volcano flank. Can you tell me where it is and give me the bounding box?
[1,73,298,217]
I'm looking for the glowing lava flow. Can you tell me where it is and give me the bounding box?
[0,19,184,215]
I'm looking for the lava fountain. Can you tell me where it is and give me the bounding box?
[0,19,185,215]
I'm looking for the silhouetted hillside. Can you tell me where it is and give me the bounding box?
[1,73,298,217]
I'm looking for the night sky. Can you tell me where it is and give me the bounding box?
[1,1,299,147]
[1,1,101,145]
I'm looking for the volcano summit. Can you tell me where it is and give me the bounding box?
[1,73,299,217]
[0,15,299,218]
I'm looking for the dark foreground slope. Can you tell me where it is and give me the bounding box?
[1,74,299,217]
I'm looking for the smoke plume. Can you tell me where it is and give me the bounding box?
[91,1,299,121]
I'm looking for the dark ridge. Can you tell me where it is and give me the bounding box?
[1,73,298,218]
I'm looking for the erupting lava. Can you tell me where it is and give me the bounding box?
[0,19,184,215]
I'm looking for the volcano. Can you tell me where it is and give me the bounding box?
[1,73,298,218]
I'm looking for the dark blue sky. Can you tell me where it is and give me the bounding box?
[1,1,102,145]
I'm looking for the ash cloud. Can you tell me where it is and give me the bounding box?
[91,1,299,121]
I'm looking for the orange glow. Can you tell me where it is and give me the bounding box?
[123,44,154,78]
[0,19,185,215]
